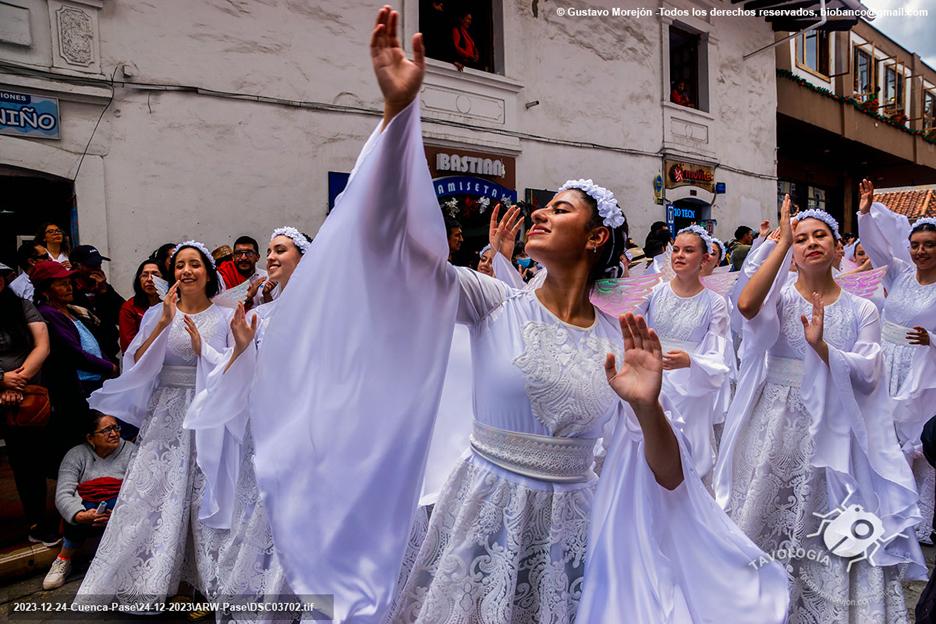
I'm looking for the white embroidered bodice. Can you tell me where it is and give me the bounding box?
[165,306,224,366]
[770,285,858,360]
[460,270,623,440]
[643,282,715,342]
[884,267,936,329]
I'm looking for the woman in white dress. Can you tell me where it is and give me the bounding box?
[74,241,239,606]
[246,8,789,624]
[186,228,311,622]
[634,225,730,481]
[857,178,936,545]
[715,196,925,624]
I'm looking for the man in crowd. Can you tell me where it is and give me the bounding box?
[69,245,126,361]
[217,236,269,309]
[11,242,51,301]
[730,225,755,271]
[445,217,464,265]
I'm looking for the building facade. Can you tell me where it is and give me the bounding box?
[776,18,936,233]
[1,0,780,293]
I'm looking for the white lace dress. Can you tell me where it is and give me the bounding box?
[714,240,926,624]
[248,98,790,624]
[635,282,731,480]
[859,203,936,543]
[76,304,236,605]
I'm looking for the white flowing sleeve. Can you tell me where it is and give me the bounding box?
[492,251,523,289]
[801,298,927,578]
[183,307,250,530]
[579,395,790,623]
[87,306,167,427]
[662,295,731,477]
[728,238,779,340]
[249,98,462,624]
[857,202,913,289]
[892,340,936,455]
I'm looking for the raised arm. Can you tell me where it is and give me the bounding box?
[371,6,425,130]
[857,178,911,284]
[737,195,793,320]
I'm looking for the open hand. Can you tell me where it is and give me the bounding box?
[908,326,931,346]
[605,313,663,410]
[371,6,425,121]
[758,220,771,239]
[779,194,794,247]
[159,282,180,326]
[801,292,825,351]
[230,303,259,352]
[183,315,202,357]
[859,178,874,214]
[489,202,523,260]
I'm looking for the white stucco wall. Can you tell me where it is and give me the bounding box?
[1,0,778,296]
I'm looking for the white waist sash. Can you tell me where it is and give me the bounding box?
[469,420,596,483]
[882,320,918,347]
[158,365,197,389]
[765,354,803,388]
[660,337,700,354]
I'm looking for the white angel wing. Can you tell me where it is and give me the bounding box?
[590,274,662,317]
[210,280,252,309]
[152,275,169,301]
[840,258,861,273]
[834,265,887,299]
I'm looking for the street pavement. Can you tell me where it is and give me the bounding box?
[1,545,934,623]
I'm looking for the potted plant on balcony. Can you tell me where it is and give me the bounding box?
[887,111,909,126]
[860,95,879,112]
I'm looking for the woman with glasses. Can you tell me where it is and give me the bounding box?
[43,410,135,590]
[34,222,71,268]
[858,179,936,546]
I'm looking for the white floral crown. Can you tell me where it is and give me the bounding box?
[913,217,936,232]
[271,226,311,255]
[677,224,715,254]
[710,236,726,262]
[172,240,216,268]
[558,179,626,229]
[795,209,841,240]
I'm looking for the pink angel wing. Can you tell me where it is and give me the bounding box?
[840,258,861,273]
[660,244,676,282]
[713,265,731,274]
[834,265,887,299]
[590,274,662,316]
[701,272,740,297]
[210,280,252,309]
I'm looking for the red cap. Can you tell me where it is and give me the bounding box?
[31,261,76,285]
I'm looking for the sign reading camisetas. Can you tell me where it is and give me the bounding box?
[664,159,715,193]
[0,90,59,140]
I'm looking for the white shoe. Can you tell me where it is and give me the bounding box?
[42,557,72,590]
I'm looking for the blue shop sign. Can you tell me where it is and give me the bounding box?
[0,90,60,139]
[433,176,517,204]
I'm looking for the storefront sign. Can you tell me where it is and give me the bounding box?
[425,146,516,190]
[0,90,59,139]
[433,176,517,204]
[665,203,675,233]
[664,159,714,193]
[673,206,696,219]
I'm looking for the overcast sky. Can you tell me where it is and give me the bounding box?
[861,0,936,68]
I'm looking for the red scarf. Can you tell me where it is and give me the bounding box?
[77,477,123,502]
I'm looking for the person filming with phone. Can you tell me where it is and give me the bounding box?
[43,410,135,590]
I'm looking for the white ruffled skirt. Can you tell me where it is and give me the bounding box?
[726,378,910,624]
[75,378,227,605]
[390,451,593,624]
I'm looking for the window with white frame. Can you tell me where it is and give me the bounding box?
[853,46,876,102]
[884,65,904,112]
[669,25,706,112]
[925,91,936,132]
